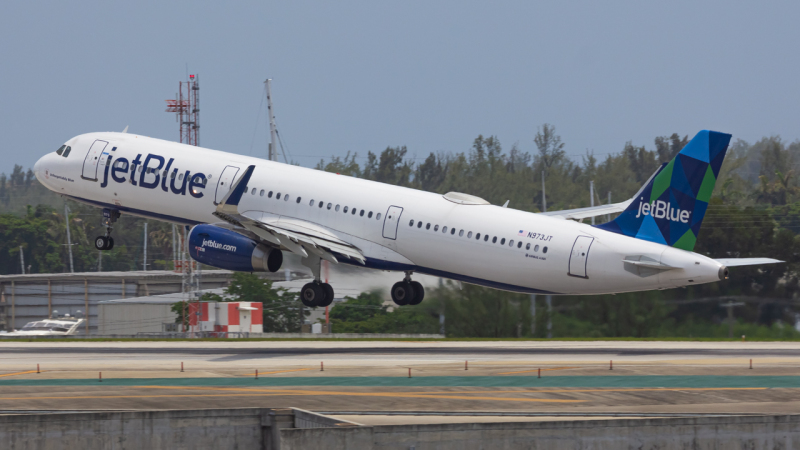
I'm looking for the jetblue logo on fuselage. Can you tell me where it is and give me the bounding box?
[635,198,690,223]
[202,239,237,252]
[99,152,207,199]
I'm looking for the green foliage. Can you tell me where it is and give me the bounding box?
[328,291,439,334]
[200,272,308,332]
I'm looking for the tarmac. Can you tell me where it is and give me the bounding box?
[3,340,800,424]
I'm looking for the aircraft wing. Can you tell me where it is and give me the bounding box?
[540,163,666,220]
[714,258,783,267]
[212,165,366,265]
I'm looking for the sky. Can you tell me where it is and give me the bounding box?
[1,0,799,175]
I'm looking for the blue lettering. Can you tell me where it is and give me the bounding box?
[139,154,165,189]
[161,158,174,192]
[100,156,111,188]
[111,157,128,183]
[188,173,206,199]
[129,154,143,186]
[170,169,189,195]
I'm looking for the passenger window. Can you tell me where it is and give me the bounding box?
[526,243,531,250]
[309,199,314,206]
[179,173,183,180]
[484,235,489,242]
[543,246,548,253]
[434,225,439,232]
[500,238,505,245]
[344,206,349,213]
[376,213,381,220]
[426,223,431,230]
[335,205,340,211]
[475,233,480,240]
[297,197,302,204]
[459,230,464,237]
[417,221,422,228]
[319,201,324,208]
[284,195,289,202]
[450,228,455,235]
[352,207,357,214]
[442,226,448,233]
[409,220,414,226]
[170,171,175,179]
[56,145,65,155]
[260,190,265,196]
[276,193,281,200]
[509,240,514,247]
[368,211,373,218]
[492,236,497,243]
[534,245,539,252]
[63,146,71,157]
[468,231,473,238]
[251,188,256,195]
[517,241,522,248]
[327,203,332,210]
[360,210,365,217]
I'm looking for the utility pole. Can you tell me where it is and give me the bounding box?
[143,222,148,271]
[530,294,536,336]
[541,170,547,213]
[64,203,74,273]
[19,246,25,274]
[720,301,745,338]
[546,295,552,338]
[589,180,595,225]
[265,79,278,162]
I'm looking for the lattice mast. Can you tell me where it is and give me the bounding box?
[165,74,201,334]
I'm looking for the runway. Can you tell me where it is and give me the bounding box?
[3,340,800,421]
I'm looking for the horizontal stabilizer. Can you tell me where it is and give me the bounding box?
[715,258,783,267]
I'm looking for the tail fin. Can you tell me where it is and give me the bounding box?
[596,130,731,251]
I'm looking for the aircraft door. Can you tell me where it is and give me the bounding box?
[568,235,594,278]
[215,165,240,204]
[81,140,109,181]
[382,206,403,240]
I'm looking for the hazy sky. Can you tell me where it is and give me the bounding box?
[2,1,798,175]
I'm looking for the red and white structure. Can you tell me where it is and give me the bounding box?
[189,302,263,335]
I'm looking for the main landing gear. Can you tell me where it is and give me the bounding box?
[94,208,120,251]
[391,271,424,306]
[299,254,335,308]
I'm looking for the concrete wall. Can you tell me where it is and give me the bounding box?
[98,302,175,334]
[5,408,800,450]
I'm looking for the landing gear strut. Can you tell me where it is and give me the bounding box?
[391,271,424,306]
[94,208,120,251]
[299,254,335,308]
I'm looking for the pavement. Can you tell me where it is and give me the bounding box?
[3,340,800,423]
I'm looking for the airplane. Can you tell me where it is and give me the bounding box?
[33,129,781,307]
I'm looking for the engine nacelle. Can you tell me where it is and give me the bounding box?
[188,224,283,272]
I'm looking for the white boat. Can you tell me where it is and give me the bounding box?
[1,316,85,337]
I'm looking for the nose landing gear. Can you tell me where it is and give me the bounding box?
[94,208,120,251]
[391,271,424,306]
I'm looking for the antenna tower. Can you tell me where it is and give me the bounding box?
[165,74,200,145]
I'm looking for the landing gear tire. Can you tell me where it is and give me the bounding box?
[319,283,334,307]
[391,281,415,306]
[95,236,108,251]
[408,281,424,305]
[301,283,324,308]
[106,237,114,251]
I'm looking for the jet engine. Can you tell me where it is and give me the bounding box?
[188,224,283,272]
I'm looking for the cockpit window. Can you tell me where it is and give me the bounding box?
[56,145,65,156]
[62,146,71,157]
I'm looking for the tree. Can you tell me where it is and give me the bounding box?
[533,124,566,173]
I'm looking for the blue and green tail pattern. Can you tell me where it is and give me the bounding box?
[596,130,731,251]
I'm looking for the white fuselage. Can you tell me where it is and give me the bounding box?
[34,132,725,295]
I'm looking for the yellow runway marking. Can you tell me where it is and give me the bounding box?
[389,387,770,395]
[244,368,313,376]
[498,367,580,375]
[133,385,584,404]
[0,370,41,378]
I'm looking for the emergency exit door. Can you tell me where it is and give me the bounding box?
[215,165,240,204]
[568,235,594,278]
[81,140,108,181]
[382,206,403,240]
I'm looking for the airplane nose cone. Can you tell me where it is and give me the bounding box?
[33,154,48,183]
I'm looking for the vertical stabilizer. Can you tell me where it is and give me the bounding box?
[596,130,731,251]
